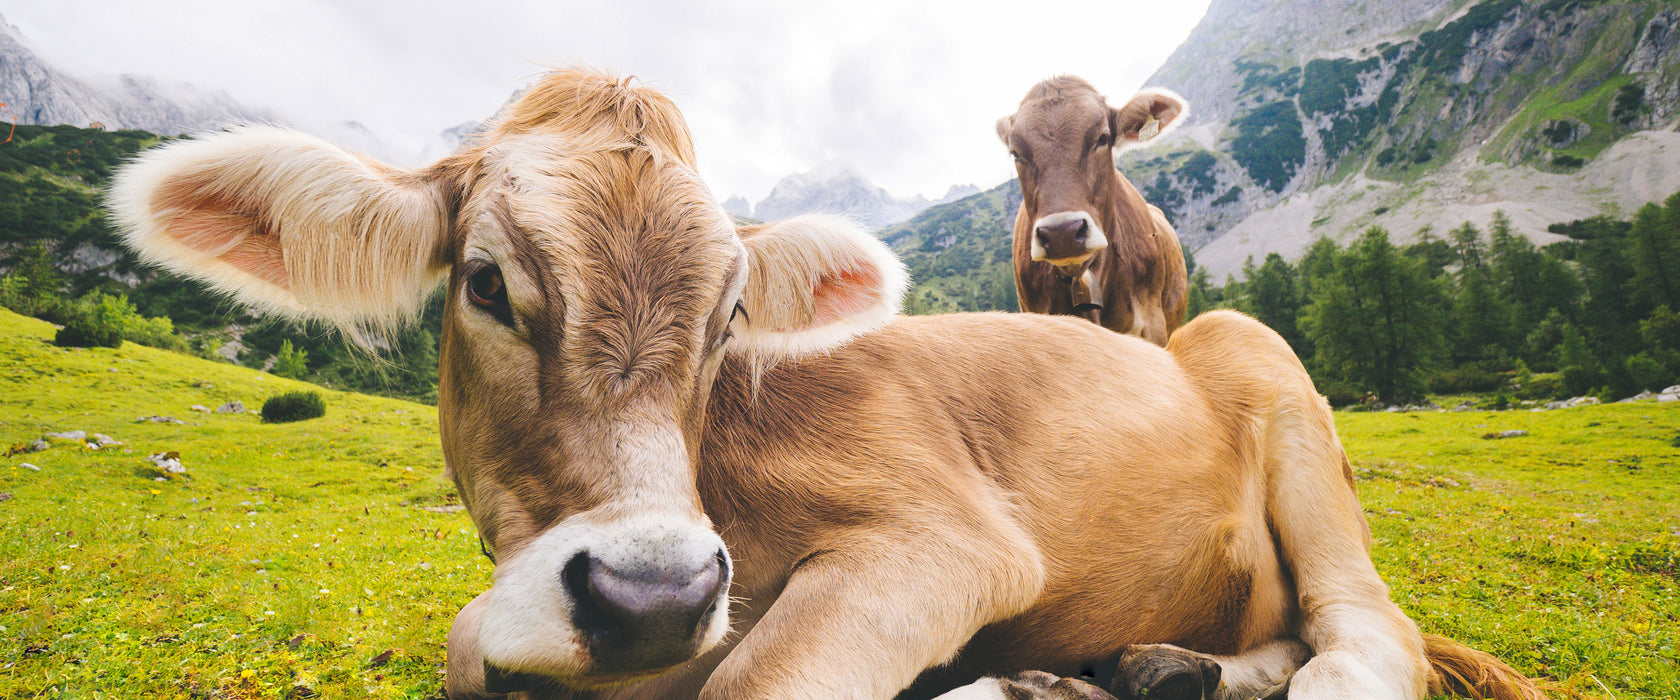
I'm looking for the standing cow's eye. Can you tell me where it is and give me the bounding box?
[1094,133,1112,149]
[1010,150,1026,165]
[466,265,515,326]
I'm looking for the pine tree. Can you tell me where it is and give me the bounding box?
[1629,194,1680,311]
[1447,222,1514,364]
[1295,236,1340,301]
[1245,253,1305,356]
[1185,266,1217,320]
[1300,227,1448,403]
[274,339,310,379]
[1488,212,1580,329]
[1405,226,1454,279]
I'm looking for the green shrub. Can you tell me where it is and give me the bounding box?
[123,313,187,352]
[1427,364,1505,394]
[1560,365,1599,397]
[273,339,309,379]
[1516,372,1566,400]
[261,391,326,423]
[49,292,189,351]
[1626,353,1674,392]
[53,294,130,348]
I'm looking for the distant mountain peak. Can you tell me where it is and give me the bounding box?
[747,163,980,229]
[0,10,269,135]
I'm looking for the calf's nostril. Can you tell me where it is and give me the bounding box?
[558,546,728,675]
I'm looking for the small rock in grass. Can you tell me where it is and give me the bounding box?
[215,401,246,414]
[29,439,49,452]
[147,451,187,474]
[1544,396,1601,410]
[45,430,87,442]
[136,415,185,425]
[20,463,40,471]
[420,504,465,514]
[189,405,211,413]
[1482,429,1529,439]
[0,492,12,503]
[91,434,120,446]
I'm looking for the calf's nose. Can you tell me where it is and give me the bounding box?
[1035,218,1092,261]
[561,548,727,673]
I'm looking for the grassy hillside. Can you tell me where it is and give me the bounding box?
[0,123,443,403]
[0,309,483,698]
[1,307,1676,697]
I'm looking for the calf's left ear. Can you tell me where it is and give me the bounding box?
[1110,88,1189,149]
[730,215,908,361]
[107,126,457,341]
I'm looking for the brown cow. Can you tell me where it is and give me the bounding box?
[109,69,1541,700]
[998,76,1189,345]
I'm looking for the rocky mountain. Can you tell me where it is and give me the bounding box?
[746,162,979,229]
[722,195,753,219]
[0,13,268,136]
[1127,0,1680,277]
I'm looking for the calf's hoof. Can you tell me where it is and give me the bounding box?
[1111,645,1221,700]
[999,671,1120,700]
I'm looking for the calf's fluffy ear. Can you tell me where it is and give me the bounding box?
[1110,88,1189,149]
[730,215,908,361]
[107,126,456,339]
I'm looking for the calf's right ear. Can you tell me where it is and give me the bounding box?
[731,215,908,362]
[108,126,457,337]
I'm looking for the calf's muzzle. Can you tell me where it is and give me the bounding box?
[564,547,728,673]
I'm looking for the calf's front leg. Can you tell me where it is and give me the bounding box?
[701,531,1045,700]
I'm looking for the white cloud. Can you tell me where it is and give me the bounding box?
[2,0,1210,202]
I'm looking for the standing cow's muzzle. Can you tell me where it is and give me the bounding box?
[458,515,733,694]
[1031,210,1108,266]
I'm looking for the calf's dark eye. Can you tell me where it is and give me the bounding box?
[467,266,515,326]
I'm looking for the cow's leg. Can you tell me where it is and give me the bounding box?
[1112,637,1308,700]
[1267,423,1429,699]
[931,636,1308,700]
[699,530,1045,700]
[1167,312,1430,699]
[1129,299,1169,346]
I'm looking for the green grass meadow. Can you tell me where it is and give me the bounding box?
[1,307,1676,698]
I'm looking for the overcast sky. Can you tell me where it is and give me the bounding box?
[3,0,1211,203]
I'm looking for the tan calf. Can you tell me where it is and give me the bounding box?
[998,76,1189,345]
[109,69,1540,700]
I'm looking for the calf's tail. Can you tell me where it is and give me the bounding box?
[1425,634,1549,700]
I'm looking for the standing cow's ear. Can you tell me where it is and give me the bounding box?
[730,215,908,362]
[995,115,1015,146]
[108,126,457,341]
[1109,88,1189,150]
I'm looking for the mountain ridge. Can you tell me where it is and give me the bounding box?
[745,163,979,229]
[0,12,268,136]
[1129,0,1680,276]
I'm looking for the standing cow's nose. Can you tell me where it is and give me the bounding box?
[1035,217,1092,261]
[562,548,728,673]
